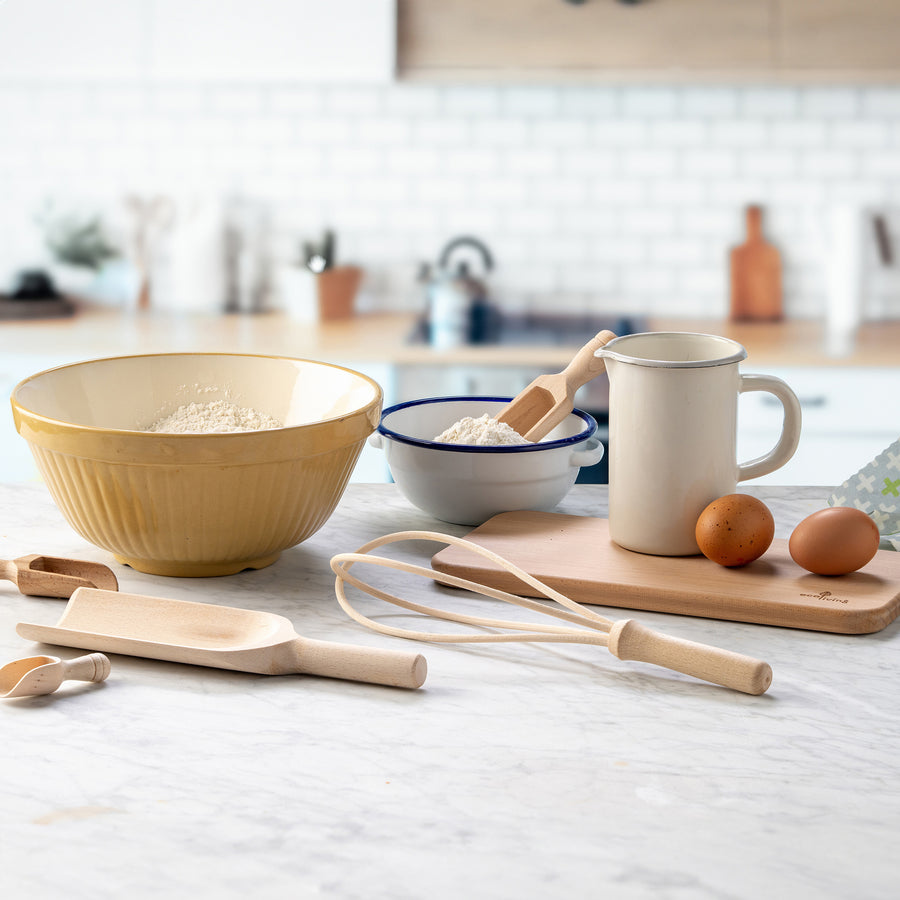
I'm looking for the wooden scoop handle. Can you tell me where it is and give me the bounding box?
[607,620,772,695]
[62,653,112,685]
[291,638,427,689]
[561,329,617,391]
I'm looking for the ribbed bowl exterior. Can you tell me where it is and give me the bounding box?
[11,353,381,577]
[28,442,362,576]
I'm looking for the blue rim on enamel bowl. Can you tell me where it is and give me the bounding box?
[377,396,598,452]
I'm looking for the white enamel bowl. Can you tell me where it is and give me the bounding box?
[11,353,382,576]
[369,396,604,526]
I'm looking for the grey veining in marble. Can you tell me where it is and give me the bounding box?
[1,483,899,900]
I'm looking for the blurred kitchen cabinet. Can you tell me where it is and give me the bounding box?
[0,0,394,82]
[395,363,610,415]
[777,0,900,72]
[147,0,395,82]
[397,0,773,79]
[0,0,145,79]
[737,367,900,486]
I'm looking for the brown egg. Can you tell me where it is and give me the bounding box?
[789,507,880,576]
[695,494,775,567]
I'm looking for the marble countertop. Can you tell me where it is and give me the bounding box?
[2,482,899,899]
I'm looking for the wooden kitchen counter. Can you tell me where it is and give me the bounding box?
[1,305,898,368]
[2,481,898,899]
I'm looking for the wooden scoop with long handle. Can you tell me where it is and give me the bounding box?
[0,653,111,699]
[2,554,118,598]
[17,588,426,690]
[495,330,617,441]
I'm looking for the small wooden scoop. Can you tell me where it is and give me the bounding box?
[17,587,426,690]
[2,554,118,598]
[0,653,110,699]
[495,330,616,441]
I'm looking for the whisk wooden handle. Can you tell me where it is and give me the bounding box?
[607,620,772,695]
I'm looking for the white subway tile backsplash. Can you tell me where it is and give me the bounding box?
[648,119,708,147]
[559,87,618,118]
[622,87,680,118]
[621,149,679,178]
[771,121,829,147]
[741,149,797,178]
[591,118,649,147]
[741,87,799,118]
[531,118,592,147]
[680,88,739,118]
[443,86,501,116]
[505,147,557,176]
[861,88,900,117]
[415,118,470,145]
[801,150,858,178]
[831,120,891,148]
[709,119,768,147]
[503,86,560,117]
[800,88,859,118]
[3,78,900,321]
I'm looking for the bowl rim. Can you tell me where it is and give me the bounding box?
[378,395,597,453]
[11,351,383,438]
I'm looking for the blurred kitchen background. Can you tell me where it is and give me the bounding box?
[1,0,899,485]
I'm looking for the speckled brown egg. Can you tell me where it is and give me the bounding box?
[695,494,775,567]
[789,507,880,576]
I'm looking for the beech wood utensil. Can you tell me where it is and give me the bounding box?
[730,205,783,321]
[17,588,426,690]
[432,511,900,635]
[495,329,616,441]
[0,652,110,699]
[330,531,773,695]
[1,554,118,598]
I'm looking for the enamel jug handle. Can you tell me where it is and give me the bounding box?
[737,374,802,482]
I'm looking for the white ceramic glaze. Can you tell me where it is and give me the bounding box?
[369,397,603,526]
[596,333,802,556]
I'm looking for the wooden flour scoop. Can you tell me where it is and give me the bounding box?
[330,532,773,695]
[17,588,426,689]
[2,554,118,598]
[495,330,617,441]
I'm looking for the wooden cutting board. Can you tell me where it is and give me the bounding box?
[730,205,783,321]
[431,511,900,634]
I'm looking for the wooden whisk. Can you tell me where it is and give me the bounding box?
[330,531,772,695]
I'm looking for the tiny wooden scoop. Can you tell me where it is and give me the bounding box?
[17,587,426,690]
[0,653,110,699]
[495,330,617,441]
[2,554,118,598]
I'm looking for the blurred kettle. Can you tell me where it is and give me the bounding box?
[424,236,494,348]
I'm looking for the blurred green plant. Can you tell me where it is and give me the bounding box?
[39,208,120,271]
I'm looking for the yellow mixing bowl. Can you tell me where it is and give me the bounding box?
[11,353,382,577]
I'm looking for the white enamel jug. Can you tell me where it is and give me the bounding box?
[596,332,802,556]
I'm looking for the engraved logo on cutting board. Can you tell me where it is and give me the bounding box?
[800,590,848,604]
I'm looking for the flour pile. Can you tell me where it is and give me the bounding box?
[148,400,283,434]
[434,413,529,446]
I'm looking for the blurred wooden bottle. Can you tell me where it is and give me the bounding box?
[730,205,783,321]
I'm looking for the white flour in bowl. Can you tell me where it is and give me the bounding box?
[147,400,282,433]
[434,413,529,446]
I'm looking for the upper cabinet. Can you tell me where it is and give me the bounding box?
[397,0,900,82]
[398,0,773,80]
[0,0,145,79]
[777,0,900,73]
[147,0,395,83]
[0,0,395,83]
